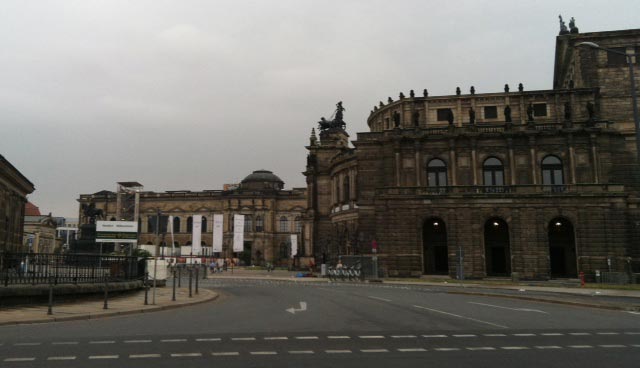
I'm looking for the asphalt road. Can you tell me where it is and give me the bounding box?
[1,278,639,367]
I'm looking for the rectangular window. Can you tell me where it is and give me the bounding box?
[437,108,452,121]
[533,103,547,117]
[484,106,498,119]
[607,47,628,67]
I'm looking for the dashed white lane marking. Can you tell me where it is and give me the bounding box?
[14,342,40,346]
[423,334,447,338]
[250,351,277,355]
[289,350,314,354]
[535,346,562,349]
[597,332,619,335]
[171,353,202,357]
[161,339,187,343]
[627,311,640,315]
[124,340,152,344]
[265,337,288,340]
[625,332,640,335]
[568,345,593,349]
[361,349,389,353]
[295,336,319,340]
[413,305,508,329]
[391,335,417,338]
[599,344,626,348]
[327,336,350,339]
[89,355,119,359]
[326,349,352,354]
[90,340,115,344]
[130,354,161,359]
[484,334,507,337]
[231,337,256,341]
[540,333,563,336]
[501,346,529,350]
[434,348,460,351]
[569,332,591,336]
[211,352,239,356]
[4,358,36,362]
[47,356,76,360]
[368,296,392,302]
[359,335,385,339]
[196,338,221,342]
[513,334,535,337]
[468,302,548,314]
[467,347,496,351]
[52,341,78,345]
[398,348,427,352]
[453,334,477,338]
[631,345,640,347]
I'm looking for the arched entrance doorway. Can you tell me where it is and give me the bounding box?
[484,218,511,276]
[548,218,577,277]
[423,218,448,274]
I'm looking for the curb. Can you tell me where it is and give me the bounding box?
[446,290,640,312]
[0,290,219,327]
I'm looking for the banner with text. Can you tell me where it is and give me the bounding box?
[96,221,138,243]
[213,214,223,252]
[192,215,202,255]
[290,234,298,258]
[168,216,175,252]
[233,214,244,252]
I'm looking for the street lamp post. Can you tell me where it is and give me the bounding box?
[576,42,640,162]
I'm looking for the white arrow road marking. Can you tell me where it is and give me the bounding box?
[286,301,307,314]
[468,302,548,314]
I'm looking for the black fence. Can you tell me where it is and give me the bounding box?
[0,253,145,286]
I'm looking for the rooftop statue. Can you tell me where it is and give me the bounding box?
[82,202,104,224]
[317,101,347,132]
[569,17,579,34]
[559,15,569,35]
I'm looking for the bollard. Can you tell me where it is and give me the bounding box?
[178,267,182,288]
[579,271,585,287]
[203,264,207,279]
[195,267,199,295]
[47,277,54,315]
[103,278,109,310]
[144,272,149,305]
[188,268,193,298]
[172,268,177,301]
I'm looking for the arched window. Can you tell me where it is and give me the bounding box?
[187,216,193,232]
[173,217,181,233]
[279,216,289,232]
[244,216,252,232]
[255,216,264,232]
[147,215,156,234]
[343,175,350,202]
[542,155,564,186]
[201,216,208,232]
[295,217,302,233]
[427,159,448,187]
[483,157,505,186]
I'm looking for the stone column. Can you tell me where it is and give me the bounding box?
[449,138,457,185]
[590,134,599,183]
[529,136,537,184]
[508,138,516,185]
[568,134,577,184]
[415,142,422,186]
[471,139,478,185]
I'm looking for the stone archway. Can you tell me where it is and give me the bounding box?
[422,218,448,275]
[484,218,511,276]
[548,217,577,277]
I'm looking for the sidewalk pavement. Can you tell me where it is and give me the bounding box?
[0,287,218,326]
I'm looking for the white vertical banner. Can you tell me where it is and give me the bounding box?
[168,216,175,255]
[213,214,223,252]
[192,215,202,255]
[233,214,244,252]
[290,234,298,258]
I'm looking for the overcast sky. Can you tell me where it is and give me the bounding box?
[1,0,639,218]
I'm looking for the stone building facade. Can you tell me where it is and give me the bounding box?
[304,26,640,279]
[23,214,59,254]
[78,170,309,266]
[0,155,35,253]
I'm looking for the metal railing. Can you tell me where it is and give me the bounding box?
[0,253,145,286]
[376,184,625,197]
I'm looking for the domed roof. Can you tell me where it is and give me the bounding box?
[240,170,284,190]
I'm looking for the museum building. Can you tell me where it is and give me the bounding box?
[304,25,640,279]
[78,170,308,266]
